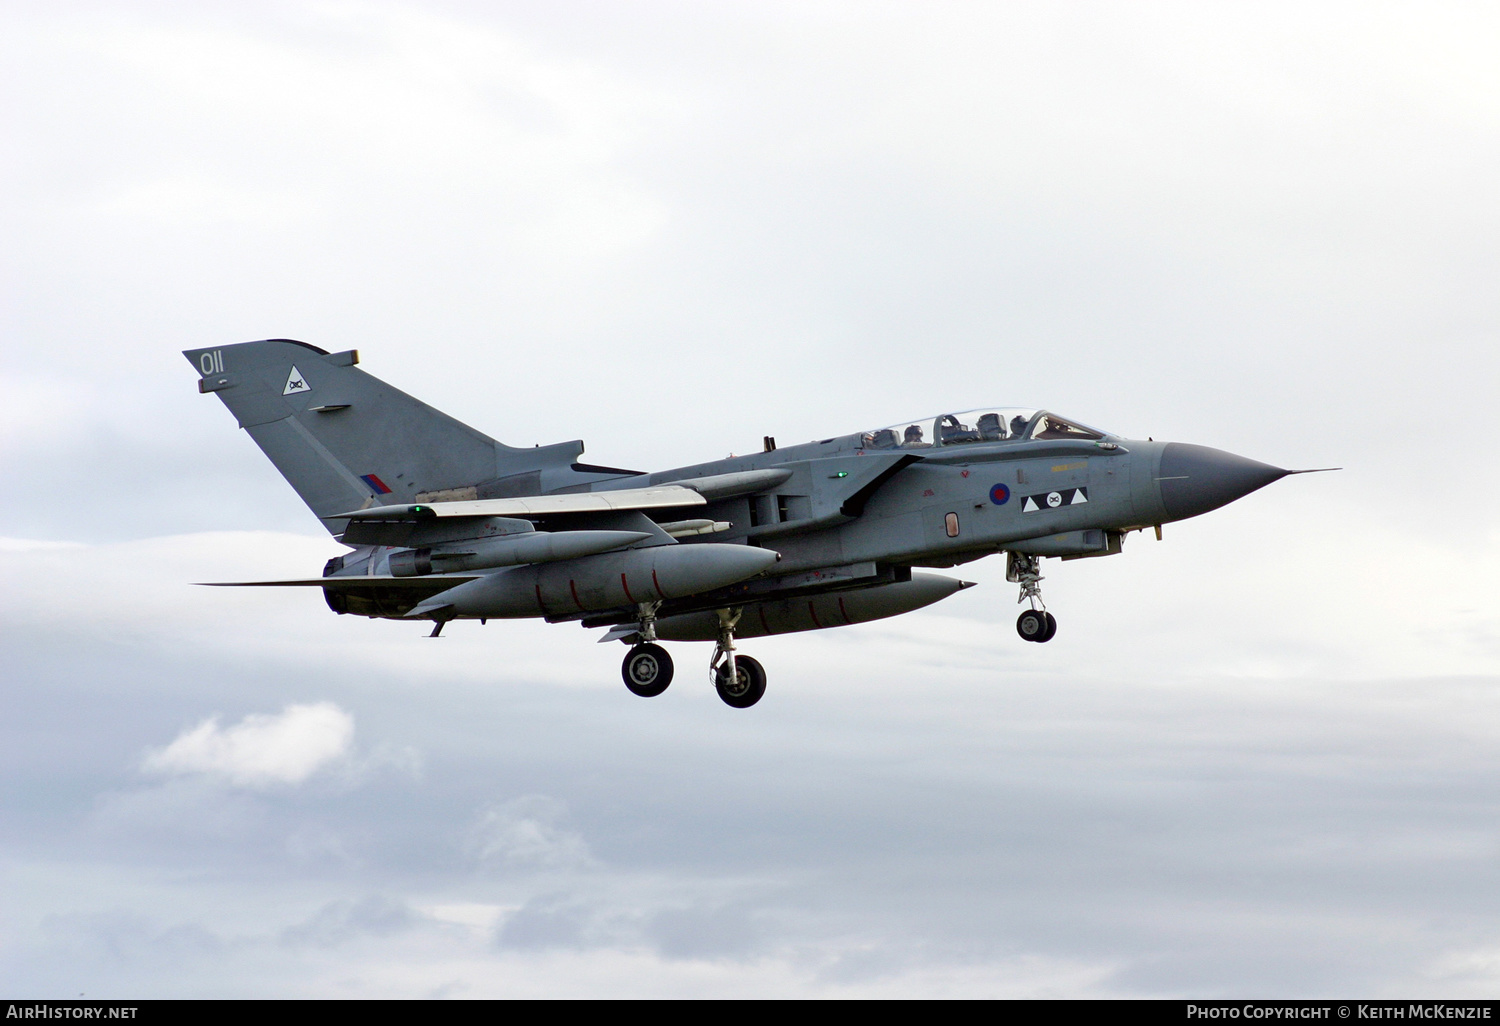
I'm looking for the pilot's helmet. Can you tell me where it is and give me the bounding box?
[1010,415,1029,437]
[903,424,924,444]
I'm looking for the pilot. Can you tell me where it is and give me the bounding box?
[903,424,926,446]
[1010,414,1029,438]
[939,415,979,444]
[977,413,1004,441]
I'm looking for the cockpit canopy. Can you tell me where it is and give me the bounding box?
[861,408,1108,450]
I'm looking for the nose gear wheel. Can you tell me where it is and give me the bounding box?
[1016,609,1057,643]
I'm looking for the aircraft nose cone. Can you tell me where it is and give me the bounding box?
[1158,443,1289,522]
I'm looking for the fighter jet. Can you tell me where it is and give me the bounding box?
[187,339,1330,708]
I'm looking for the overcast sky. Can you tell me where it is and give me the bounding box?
[4,1,1500,997]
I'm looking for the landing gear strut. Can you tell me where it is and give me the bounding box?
[1007,552,1058,643]
[710,608,766,708]
[621,602,673,697]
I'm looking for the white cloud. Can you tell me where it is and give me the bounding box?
[470,795,594,869]
[143,703,354,787]
[0,536,84,552]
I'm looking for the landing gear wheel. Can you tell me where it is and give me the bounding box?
[623,643,673,697]
[1038,611,1057,643]
[714,654,766,708]
[1016,609,1048,642]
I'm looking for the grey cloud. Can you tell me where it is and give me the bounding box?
[469,795,595,870]
[647,902,762,961]
[280,895,419,948]
[15,910,235,998]
[494,895,596,951]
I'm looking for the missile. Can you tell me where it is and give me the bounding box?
[407,543,780,619]
[658,519,732,538]
[651,572,973,641]
[388,530,649,577]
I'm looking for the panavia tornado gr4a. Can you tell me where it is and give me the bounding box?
[187,339,1331,709]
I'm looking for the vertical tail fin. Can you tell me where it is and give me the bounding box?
[184,340,591,534]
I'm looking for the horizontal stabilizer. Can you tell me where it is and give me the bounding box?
[334,485,706,521]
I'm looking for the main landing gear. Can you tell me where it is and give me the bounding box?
[1007,552,1058,644]
[618,603,768,708]
[621,601,673,697]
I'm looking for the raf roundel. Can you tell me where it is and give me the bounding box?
[989,483,1011,505]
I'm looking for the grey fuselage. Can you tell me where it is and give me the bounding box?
[624,433,1149,575]
[591,429,1275,577]
[319,412,1286,631]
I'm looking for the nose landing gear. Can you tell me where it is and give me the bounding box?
[1007,552,1058,643]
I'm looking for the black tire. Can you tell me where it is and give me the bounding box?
[1016,609,1047,642]
[622,643,673,697]
[1038,611,1057,643]
[714,654,766,708]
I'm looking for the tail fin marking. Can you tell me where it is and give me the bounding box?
[185,339,601,534]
